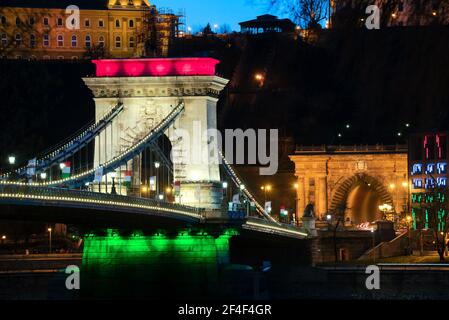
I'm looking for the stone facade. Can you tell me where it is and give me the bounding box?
[290,146,408,224]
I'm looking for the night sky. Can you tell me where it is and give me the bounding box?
[153,0,279,31]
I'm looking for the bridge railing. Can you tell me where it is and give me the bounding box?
[0,185,205,219]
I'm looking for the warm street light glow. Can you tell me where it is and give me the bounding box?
[255,73,264,81]
[406,216,412,223]
[391,13,397,18]
[1,235,5,240]
[390,183,396,189]
[433,11,437,16]
[294,183,299,190]
[379,204,393,212]
[141,186,148,193]
[166,187,172,194]
[326,214,332,221]
[47,228,52,232]
[402,181,408,188]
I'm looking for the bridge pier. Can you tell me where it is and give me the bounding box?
[83,58,229,210]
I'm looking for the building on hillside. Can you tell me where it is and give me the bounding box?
[409,132,449,230]
[332,0,449,27]
[239,14,297,35]
[0,0,179,60]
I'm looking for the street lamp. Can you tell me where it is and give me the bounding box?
[260,185,272,203]
[406,215,413,255]
[379,203,393,220]
[158,194,164,201]
[8,156,15,165]
[154,162,160,197]
[40,172,47,180]
[1,235,5,245]
[111,172,117,195]
[59,163,66,170]
[47,227,52,254]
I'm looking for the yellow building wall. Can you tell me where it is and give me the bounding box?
[0,5,173,59]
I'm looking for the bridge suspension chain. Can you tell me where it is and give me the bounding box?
[219,151,279,224]
[2,102,124,179]
[1,101,185,188]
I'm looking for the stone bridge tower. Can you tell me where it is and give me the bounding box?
[83,58,229,209]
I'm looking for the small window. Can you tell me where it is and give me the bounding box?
[43,17,49,26]
[15,33,22,45]
[98,19,104,28]
[85,35,91,48]
[1,34,7,46]
[57,34,64,47]
[129,19,134,28]
[30,34,36,48]
[129,36,135,48]
[0,16,6,25]
[71,35,77,47]
[29,16,35,25]
[43,34,50,47]
[84,19,90,27]
[57,17,64,26]
[99,36,105,47]
[15,17,21,26]
[115,36,121,48]
[115,19,120,28]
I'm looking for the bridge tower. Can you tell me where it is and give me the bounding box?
[83,58,229,209]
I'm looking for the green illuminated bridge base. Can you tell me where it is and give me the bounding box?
[81,228,312,299]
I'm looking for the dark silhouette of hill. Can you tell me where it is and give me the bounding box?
[1,27,449,170]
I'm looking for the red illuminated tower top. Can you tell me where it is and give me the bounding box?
[93,58,220,77]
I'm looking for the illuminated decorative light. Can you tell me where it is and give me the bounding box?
[93,58,219,77]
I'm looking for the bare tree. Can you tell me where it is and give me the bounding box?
[219,23,232,34]
[266,0,330,29]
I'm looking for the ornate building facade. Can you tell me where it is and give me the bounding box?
[290,145,408,226]
[0,0,179,59]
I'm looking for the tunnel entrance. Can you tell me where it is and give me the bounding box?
[330,174,393,226]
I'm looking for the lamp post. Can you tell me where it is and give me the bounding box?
[154,162,160,199]
[260,185,272,204]
[1,235,5,245]
[47,227,52,254]
[406,215,413,255]
[7,155,15,180]
[111,172,117,195]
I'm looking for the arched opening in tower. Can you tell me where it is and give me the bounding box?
[140,134,173,200]
[345,182,383,225]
